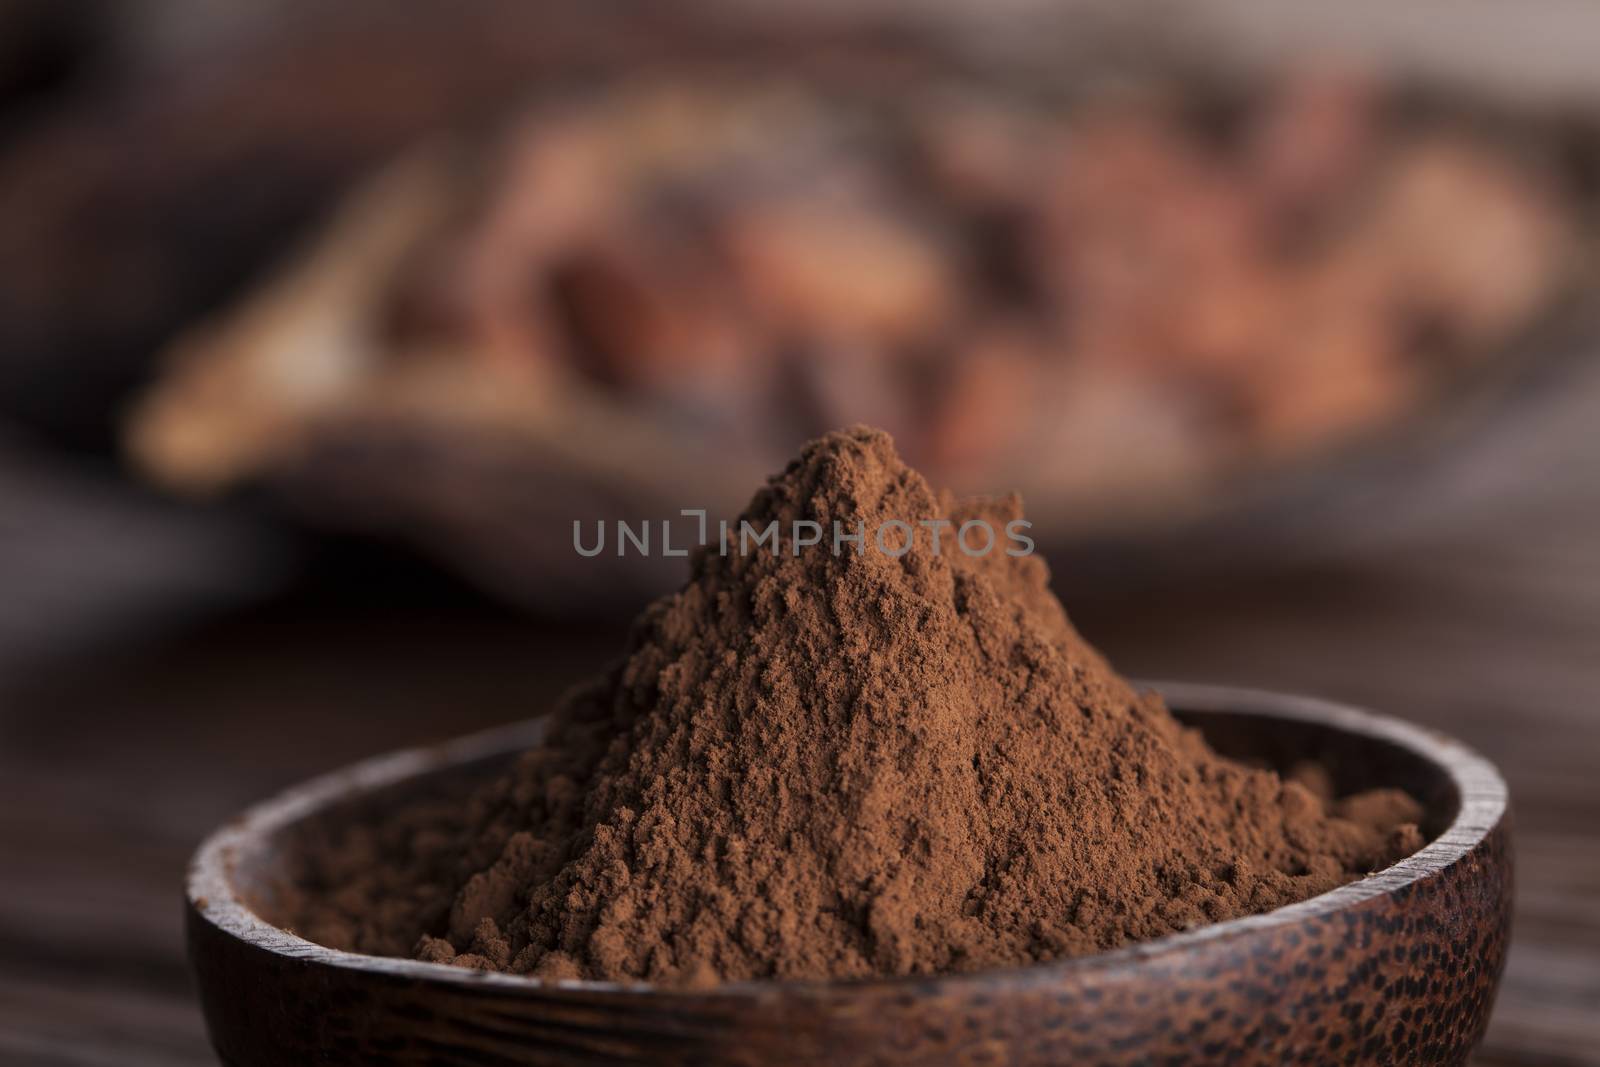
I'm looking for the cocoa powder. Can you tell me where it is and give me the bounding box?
[283,426,1422,984]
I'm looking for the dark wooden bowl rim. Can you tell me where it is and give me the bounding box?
[186,681,1508,999]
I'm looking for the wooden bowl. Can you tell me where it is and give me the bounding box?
[186,683,1511,1066]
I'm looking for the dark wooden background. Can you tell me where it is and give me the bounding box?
[2,337,1598,1066]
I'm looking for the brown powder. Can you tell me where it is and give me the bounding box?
[283,426,1422,984]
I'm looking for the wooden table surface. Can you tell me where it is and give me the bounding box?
[1,343,1597,1066]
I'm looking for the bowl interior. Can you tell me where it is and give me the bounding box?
[229,700,1462,938]
[237,737,539,930]
[1171,707,1460,841]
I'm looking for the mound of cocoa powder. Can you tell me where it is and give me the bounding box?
[281,426,1422,984]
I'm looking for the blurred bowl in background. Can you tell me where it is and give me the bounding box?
[4,3,1599,611]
